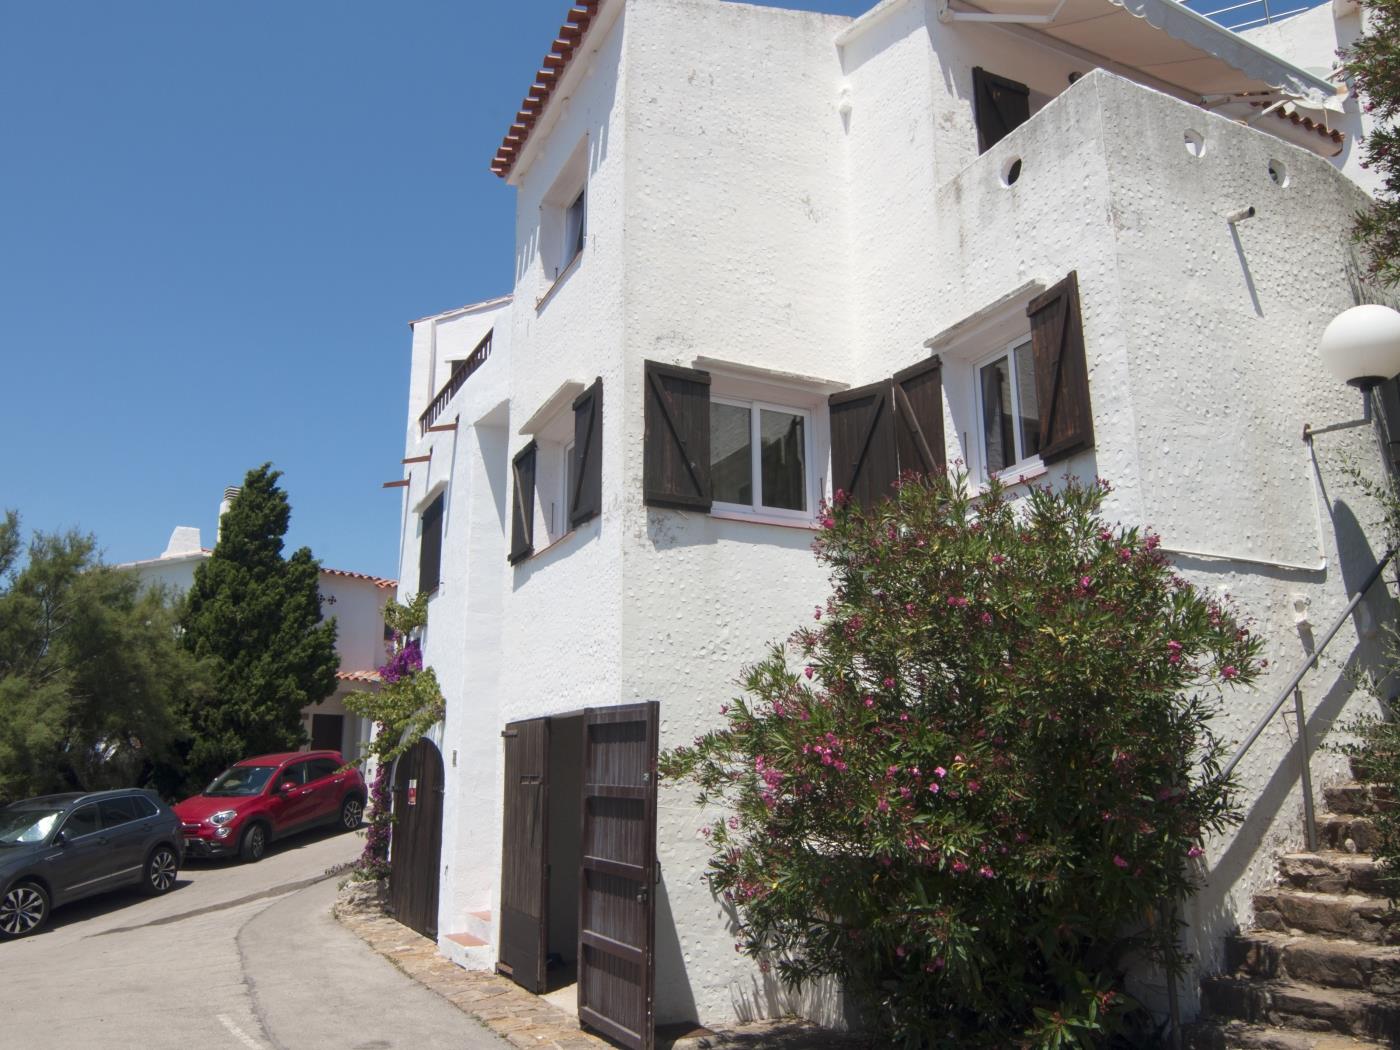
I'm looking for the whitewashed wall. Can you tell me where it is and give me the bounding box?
[398,296,512,944]
[415,0,1394,1032]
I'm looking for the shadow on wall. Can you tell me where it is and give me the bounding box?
[654,872,700,1026]
[645,508,823,556]
[1172,495,1396,1015]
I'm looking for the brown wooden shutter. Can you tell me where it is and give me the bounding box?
[509,442,537,565]
[643,361,711,511]
[1028,271,1094,464]
[829,379,898,508]
[892,356,946,477]
[577,702,659,1050]
[571,378,603,527]
[972,68,1030,153]
[417,494,444,595]
[498,718,550,994]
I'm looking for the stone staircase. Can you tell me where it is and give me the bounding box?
[1188,771,1399,1050]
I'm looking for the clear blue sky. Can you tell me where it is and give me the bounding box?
[0,0,1291,580]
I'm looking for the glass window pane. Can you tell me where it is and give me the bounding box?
[759,409,806,512]
[1013,339,1040,460]
[711,402,754,505]
[63,804,100,839]
[980,356,1015,473]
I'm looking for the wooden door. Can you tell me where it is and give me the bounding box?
[387,738,444,939]
[311,713,344,752]
[577,702,659,1050]
[498,718,550,993]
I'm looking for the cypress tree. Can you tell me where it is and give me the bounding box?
[179,464,338,788]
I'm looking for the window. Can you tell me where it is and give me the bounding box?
[61,804,101,840]
[307,758,341,781]
[279,762,309,788]
[973,68,1030,153]
[643,359,833,522]
[563,189,586,272]
[512,378,602,562]
[711,398,811,517]
[976,337,1041,476]
[418,494,444,596]
[98,797,142,828]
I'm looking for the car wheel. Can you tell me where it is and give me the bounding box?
[239,823,268,863]
[144,846,179,895]
[0,881,49,939]
[340,796,363,831]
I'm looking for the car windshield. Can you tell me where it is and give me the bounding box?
[0,805,65,846]
[204,765,278,797]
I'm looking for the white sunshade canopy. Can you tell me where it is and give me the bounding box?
[947,0,1344,105]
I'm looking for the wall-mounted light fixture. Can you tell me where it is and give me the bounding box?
[1304,304,1400,443]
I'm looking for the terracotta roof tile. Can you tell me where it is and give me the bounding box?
[321,567,398,590]
[337,669,383,684]
[492,0,602,179]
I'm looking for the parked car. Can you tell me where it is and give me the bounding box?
[0,789,183,940]
[174,751,366,863]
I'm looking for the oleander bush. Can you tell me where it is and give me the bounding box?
[661,471,1262,1049]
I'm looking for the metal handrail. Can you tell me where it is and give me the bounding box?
[1216,546,1396,848]
[418,328,493,436]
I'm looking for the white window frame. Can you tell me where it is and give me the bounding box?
[559,438,576,536]
[972,335,1044,482]
[710,395,817,523]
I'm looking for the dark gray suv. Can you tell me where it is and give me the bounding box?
[0,789,183,939]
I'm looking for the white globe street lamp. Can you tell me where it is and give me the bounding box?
[1318,304,1400,390]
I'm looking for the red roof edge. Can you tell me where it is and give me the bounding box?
[492,0,603,180]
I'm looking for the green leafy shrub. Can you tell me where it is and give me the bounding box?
[661,471,1262,1049]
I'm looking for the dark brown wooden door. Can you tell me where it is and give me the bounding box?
[387,738,444,939]
[498,718,550,993]
[310,713,343,752]
[577,702,659,1050]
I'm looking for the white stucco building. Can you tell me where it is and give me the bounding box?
[391,0,1393,1045]
[118,496,396,761]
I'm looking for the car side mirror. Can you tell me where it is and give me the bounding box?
[53,830,69,847]
[279,781,297,795]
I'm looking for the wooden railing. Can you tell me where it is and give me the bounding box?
[419,329,493,436]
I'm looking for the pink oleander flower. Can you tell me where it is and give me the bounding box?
[928,782,940,794]
[821,517,836,529]
[804,666,814,679]
[877,798,890,813]
[1080,576,1092,589]
[978,866,996,879]
[863,696,874,708]
[991,554,1006,565]
[883,677,895,689]
[1187,845,1204,858]
[1221,665,1239,680]
[947,595,969,608]
[1113,855,1129,869]
[934,766,947,778]
[952,860,969,874]
[980,612,993,625]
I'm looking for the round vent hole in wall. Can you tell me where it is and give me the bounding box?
[1002,157,1022,186]
[1184,129,1205,157]
[1268,159,1289,186]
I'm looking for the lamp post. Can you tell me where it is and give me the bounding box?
[1305,304,1400,447]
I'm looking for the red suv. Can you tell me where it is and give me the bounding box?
[174,751,366,863]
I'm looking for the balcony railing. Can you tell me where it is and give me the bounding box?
[419,328,493,436]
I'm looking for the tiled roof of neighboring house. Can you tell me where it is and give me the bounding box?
[1258,101,1345,145]
[337,670,383,684]
[491,0,602,179]
[321,567,398,590]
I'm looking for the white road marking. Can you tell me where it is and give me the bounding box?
[216,1014,268,1050]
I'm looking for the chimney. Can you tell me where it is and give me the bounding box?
[217,486,241,543]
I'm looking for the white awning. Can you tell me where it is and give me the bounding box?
[942,0,1344,106]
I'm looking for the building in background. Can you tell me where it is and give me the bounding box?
[388,0,1390,1046]
[117,490,395,762]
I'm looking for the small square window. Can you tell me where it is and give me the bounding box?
[711,397,811,519]
[976,337,1041,477]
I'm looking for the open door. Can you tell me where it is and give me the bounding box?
[498,718,550,993]
[577,702,659,1050]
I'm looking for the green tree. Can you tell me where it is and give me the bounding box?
[1347,0,1400,283]
[179,464,338,791]
[662,472,1262,1049]
[0,511,203,802]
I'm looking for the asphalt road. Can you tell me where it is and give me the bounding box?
[0,825,509,1050]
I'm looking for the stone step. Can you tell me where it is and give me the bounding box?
[1200,976,1400,1043]
[1323,783,1395,817]
[1252,888,1400,944]
[1317,816,1381,855]
[1185,1019,1392,1050]
[1279,852,1385,896]
[1227,930,1400,995]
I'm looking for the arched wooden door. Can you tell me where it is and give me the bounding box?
[388,738,444,939]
